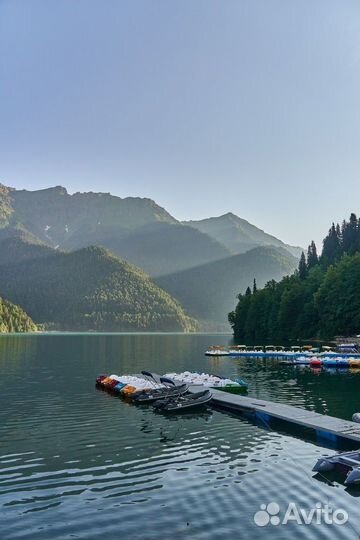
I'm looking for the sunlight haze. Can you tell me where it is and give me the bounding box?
[1,0,359,247]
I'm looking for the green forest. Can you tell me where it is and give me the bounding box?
[0,240,196,332]
[229,214,360,342]
[0,297,37,333]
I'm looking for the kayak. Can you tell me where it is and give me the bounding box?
[153,389,212,413]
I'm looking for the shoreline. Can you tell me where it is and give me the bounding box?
[0,330,233,336]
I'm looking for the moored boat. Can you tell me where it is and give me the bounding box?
[205,346,230,356]
[153,389,212,413]
[164,371,248,393]
[264,345,278,358]
[322,357,349,368]
[313,451,360,485]
[281,355,312,366]
[337,343,360,357]
[228,345,247,355]
[349,358,360,368]
[294,355,312,365]
[133,377,188,403]
[310,357,322,367]
[253,346,265,357]
[96,373,164,396]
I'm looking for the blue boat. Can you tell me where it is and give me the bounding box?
[322,357,349,368]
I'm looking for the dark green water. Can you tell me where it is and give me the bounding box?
[0,333,359,540]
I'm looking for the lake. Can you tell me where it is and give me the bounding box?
[0,333,359,539]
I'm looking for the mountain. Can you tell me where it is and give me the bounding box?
[0,232,54,266]
[0,184,302,330]
[0,184,13,227]
[0,296,37,333]
[0,184,177,245]
[156,246,298,326]
[0,223,47,246]
[0,238,197,332]
[185,213,302,258]
[0,185,229,276]
[87,222,231,276]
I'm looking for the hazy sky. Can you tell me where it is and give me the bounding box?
[1,0,359,247]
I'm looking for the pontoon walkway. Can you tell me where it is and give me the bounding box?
[189,386,360,445]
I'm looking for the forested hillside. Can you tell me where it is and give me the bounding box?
[0,234,54,266]
[156,246,297,325]
[0,239,197,332]
[0,297,37,333]
[229,214,360,341]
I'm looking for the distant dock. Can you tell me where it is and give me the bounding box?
[189,386,360,445]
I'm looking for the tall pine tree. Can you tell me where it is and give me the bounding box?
[322,223,341,265]
[307,241,318,269]
[298,252,307,279]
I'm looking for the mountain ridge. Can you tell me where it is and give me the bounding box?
[0,237,197,332]
[0,184,301,270]
[0,183,301,330]
[184,213,302,258]
[0,184,231,275]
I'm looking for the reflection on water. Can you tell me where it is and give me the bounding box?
[0,334,359,540]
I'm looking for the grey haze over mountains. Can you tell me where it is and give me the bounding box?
[156,246,297,328]
[0,184,300,329]
[0,184,300,271]
[185,214,303,258]
[0,184,230,276]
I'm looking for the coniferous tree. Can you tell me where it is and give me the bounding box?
[321,223,341,265]
[307,241,318,269]
[342,213,358,255]
[298,252,307,279]
[245,286,252,296]
[253,278,257,294]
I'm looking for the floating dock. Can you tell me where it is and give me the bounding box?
[189,386,360,445]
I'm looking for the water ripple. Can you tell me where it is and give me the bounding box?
[1,334,360,539]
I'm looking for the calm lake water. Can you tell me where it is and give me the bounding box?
[0,333,359,540]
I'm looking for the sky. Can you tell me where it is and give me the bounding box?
[1,0,359,248]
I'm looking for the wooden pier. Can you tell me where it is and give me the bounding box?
[189,386,360,445]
